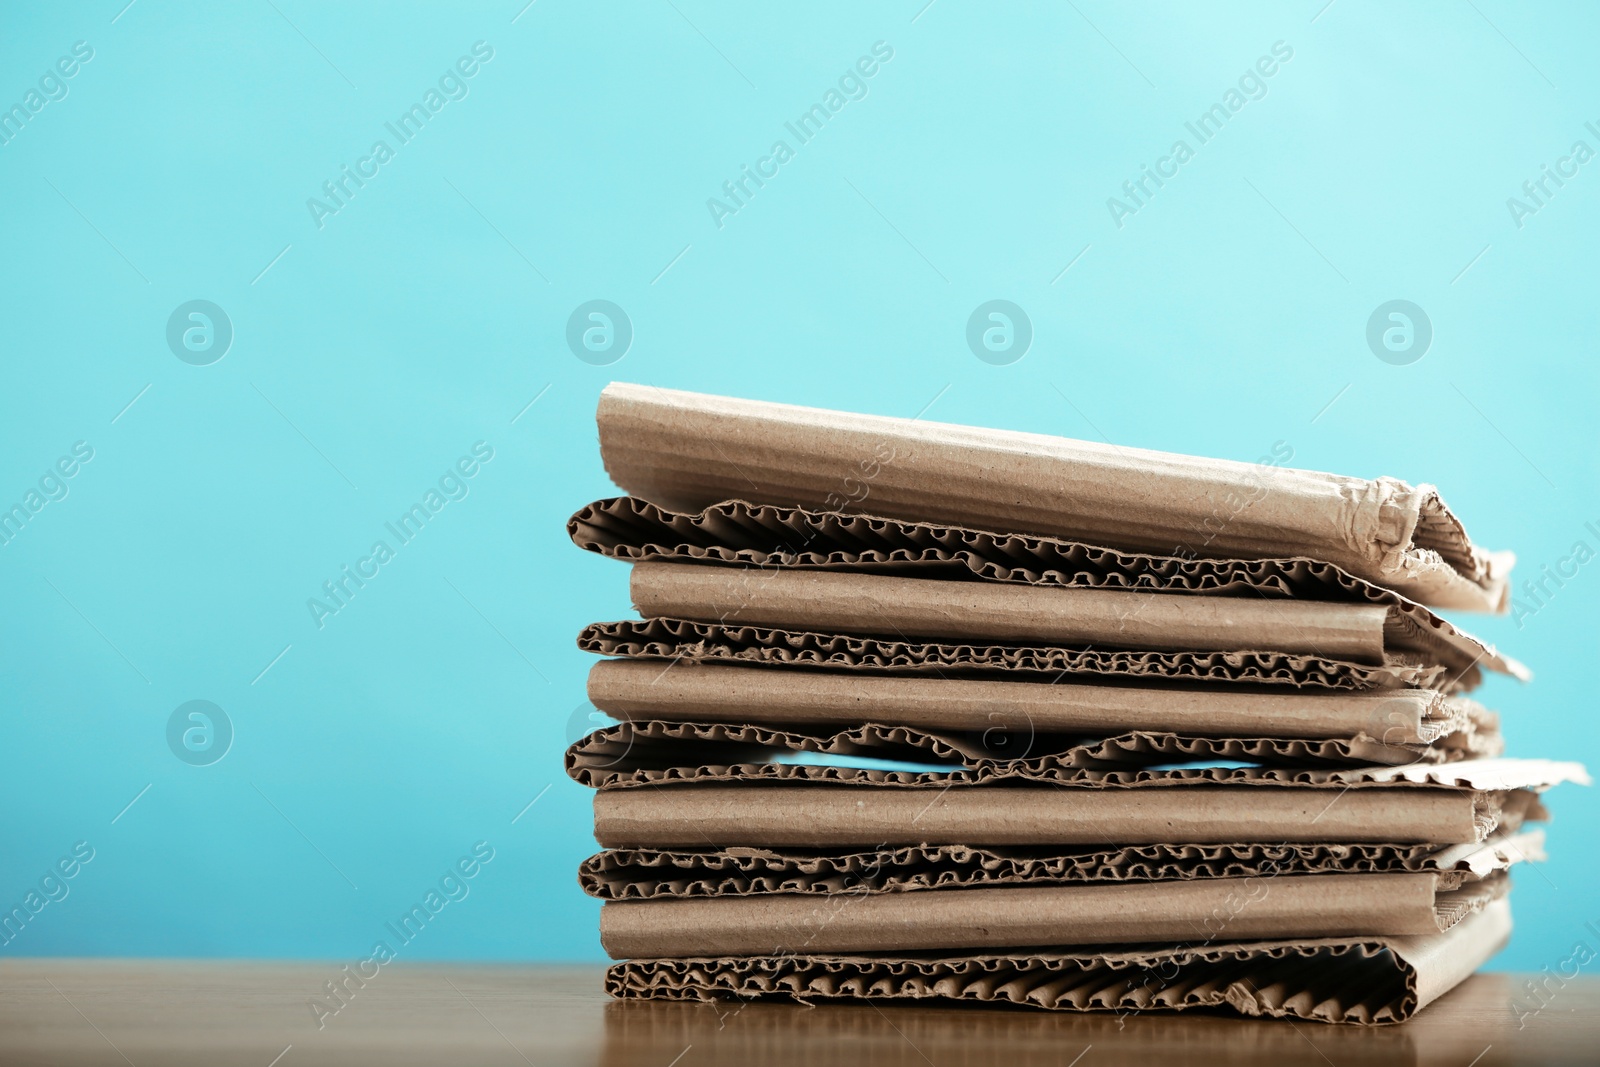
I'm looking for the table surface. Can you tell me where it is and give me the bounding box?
[0,962,1594,1066]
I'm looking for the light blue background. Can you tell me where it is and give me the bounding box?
[0,1,1594,970]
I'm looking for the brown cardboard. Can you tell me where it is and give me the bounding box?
[595,383,1512,612]
[630,561,1398,663]
[591,782,1550,849]
[601,895,1513,1024]
[579,831,1544,900]
[579,618,1472,692]
[585,754,1581,808]
[582,742,1560,800]
[573,495,1524,678]
[587,659,1492,742]
[597,871,1508,958]
[565,719,1504,791]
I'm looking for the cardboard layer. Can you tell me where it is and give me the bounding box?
[582,746,1561,798]
[570,495,1423,599]
[579,831,1545,900]
[592,783,1530,849]
[630,561,1396,663]
[565,719,1504,791]
[595,383,1511,612]
[598,871,1507,958]
[573,496,1524,678]
[587,659,1491,742]
[602,895,1514,1024]
[579,618,1472,692]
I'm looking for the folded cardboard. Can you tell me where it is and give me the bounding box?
[598,870,1509,958]
[633,562,1390,665]
[595,383,1511,612]
[580,617,1472,692]
[587,659,1493,742]
[603,895,1513,1024]
[565,719,1504,791]
[591,768,1576,849]
[574,495,1524,678]
[595,961,1540,1054]
[580,831,1544,900]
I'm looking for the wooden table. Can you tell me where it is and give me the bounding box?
[0,962,1594,1066]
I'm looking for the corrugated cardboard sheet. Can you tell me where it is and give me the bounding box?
[591,779,1563,850]
[603,896,1514,1024]
[565,719,1504,791]
[571,496,1523,677]
[597,871,1511,957]
[594,384,1511,612]
[579,617,1477,692]
[586,659,1494,742]
[580,832,1544,900]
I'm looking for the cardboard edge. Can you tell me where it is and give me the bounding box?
[598,896,1514,1023]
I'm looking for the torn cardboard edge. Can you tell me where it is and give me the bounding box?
[572,496,1525,679]
[565,719,1505,791]
[597,870,1512,958]
[578,831,1546,901]
[586,659,1493,743]
[595,383,1511,613]
[601,894,1513,1024]
[579,617,1480,692]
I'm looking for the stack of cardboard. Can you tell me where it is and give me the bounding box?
[566,383,1587,1024]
